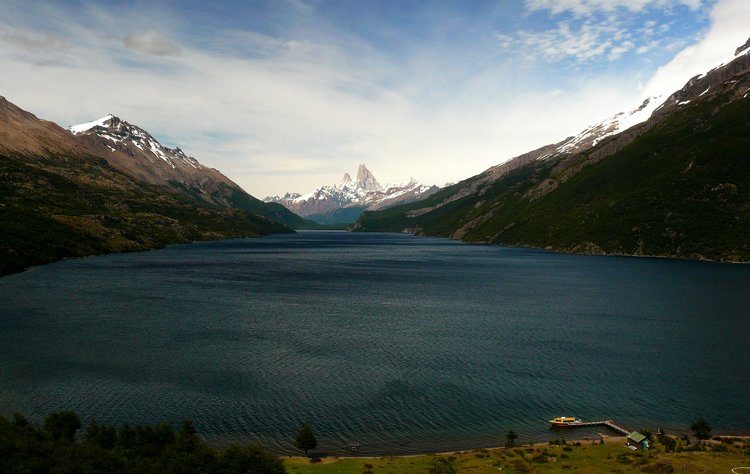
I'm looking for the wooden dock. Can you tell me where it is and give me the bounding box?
[553,420,631,436]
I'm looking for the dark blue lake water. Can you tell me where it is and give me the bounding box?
[1,231,748,454]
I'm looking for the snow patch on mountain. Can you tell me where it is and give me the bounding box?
[553,94,666,157]
[68,114,115,134]
[68,115,204,170]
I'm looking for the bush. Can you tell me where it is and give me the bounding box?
[43,411,81,441]
[86,421,118,449]
[657,433,676,452]
[690,418,712,440]
[428,457,457,473]
[219,445,287,473]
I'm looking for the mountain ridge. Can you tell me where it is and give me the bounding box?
[353,36,750,262]
[0,97,295,276]
[67,114,314,229]
[265,164,438,224]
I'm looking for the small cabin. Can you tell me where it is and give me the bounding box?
[626,431,651,450]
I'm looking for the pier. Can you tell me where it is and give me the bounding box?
[553,420,631,436]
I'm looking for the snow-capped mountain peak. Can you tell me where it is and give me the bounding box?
[264,165,439,224]
[544,36,750,161]
[68,114,116,134]
[68,115,203,170]
[553,94,666,157]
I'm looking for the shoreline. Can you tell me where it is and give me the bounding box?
[0,231,288,279]
[451,236,750,265]
[279,434,750,464]
[349,228,750,264]
[282,433,750,461]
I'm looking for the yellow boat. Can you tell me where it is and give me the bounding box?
[549,416,583,427]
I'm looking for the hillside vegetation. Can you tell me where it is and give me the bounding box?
[0,152,290,276]
[0,411,285,474]
[355,93,750,262]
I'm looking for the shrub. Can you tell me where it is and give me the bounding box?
[43,411,81,441]
[690,418,712,441]
[85,421,118,449]
[428,457,457,473]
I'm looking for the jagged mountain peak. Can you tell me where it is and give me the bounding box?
[68,115,204,170]
[735,36,750,57]
[68,114,118,134]
[265,165,438,224]
[355,163,382,192]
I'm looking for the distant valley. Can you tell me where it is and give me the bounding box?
[265,164,438,225]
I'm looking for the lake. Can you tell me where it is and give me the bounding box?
[0,231,748,455]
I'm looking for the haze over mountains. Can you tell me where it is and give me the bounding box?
[354,37,750,262]
[265,164,438,224]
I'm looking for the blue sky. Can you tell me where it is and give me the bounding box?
[1,0,748,196]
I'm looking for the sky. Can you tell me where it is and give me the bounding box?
[1,0,749,197]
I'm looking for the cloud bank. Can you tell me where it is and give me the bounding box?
[0,1,746,198]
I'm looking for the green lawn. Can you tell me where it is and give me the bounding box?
[285,438,750,473]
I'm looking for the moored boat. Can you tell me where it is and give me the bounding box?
[549,416,583,427]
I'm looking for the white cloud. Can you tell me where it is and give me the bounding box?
[123,30,181,56]
[494,17,668,63]
[496,21,628,62]
[643,0,750,97]
[496,1,698,64]
[526,0,702,16]
[0,0,745,198]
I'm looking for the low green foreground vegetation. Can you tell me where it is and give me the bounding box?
[286,438,750,473]
[2,411,748,473]
[0,411,285,473]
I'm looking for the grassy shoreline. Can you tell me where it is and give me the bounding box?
[1,410,747,472]
[285,436,750,473]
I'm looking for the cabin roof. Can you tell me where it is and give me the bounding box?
[628,431,647,443]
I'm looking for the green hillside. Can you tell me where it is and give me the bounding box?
[227,187,318,229]
[0,152,291,276]
[355,93,750,262]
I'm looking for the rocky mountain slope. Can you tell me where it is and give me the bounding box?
[354,38,750,262]
[68,115,313,229]
[265,164,438,224]
[0,98,291,276]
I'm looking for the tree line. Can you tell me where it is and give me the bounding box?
[0,411,286,473]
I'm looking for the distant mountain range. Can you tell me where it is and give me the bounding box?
[354,37,750,262]
[265,164,438,224]
[0,100,312,275]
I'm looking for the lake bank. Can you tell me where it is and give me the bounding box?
[284,436,750,473]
